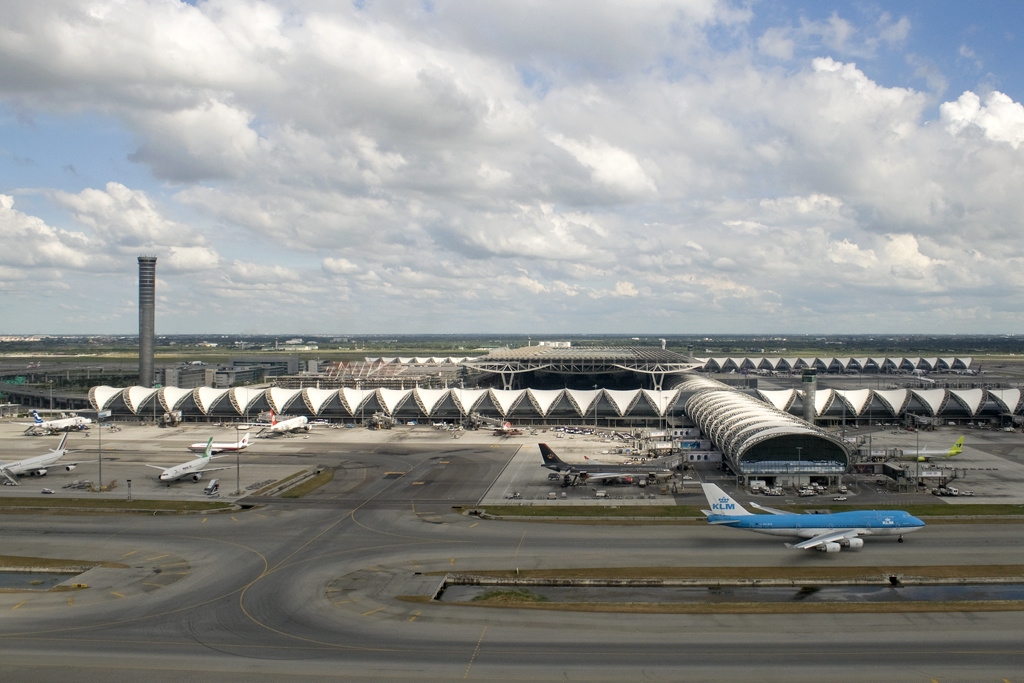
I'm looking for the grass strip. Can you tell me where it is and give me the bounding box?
[462,505,705,519]
[252,471,305,496]
[443,565,1024,581]
[431,565,1024,614]
[467,502,1024,519]
[472,588,548,604]
[0,498,234,513]
[280,468,335,498]
[444,599,1024,614]
[0,554,127,570]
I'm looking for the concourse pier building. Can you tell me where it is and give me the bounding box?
[85,346,870,488]
[76,345,1024,490]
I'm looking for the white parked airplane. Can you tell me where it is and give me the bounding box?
[22,410,92,435]
[258,411,310,436]
[901,436,964,462]
[188,432,250,453]
[0,433,79,485]
[145,438,233,483]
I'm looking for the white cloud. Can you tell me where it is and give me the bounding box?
[164,246,221,273]
[127,100,265,181]
[52,182,211,252]
[757,27,794,60]
[941,91,1024,149]
[322,257,360,275]
[1,2,1024,333]
[548,133,658,197]
[0,194,93,269]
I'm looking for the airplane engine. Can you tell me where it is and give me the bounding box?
[302,424,312,432]
[842,537,864,550]
[64,464,77,472]
[190,472,204,482]
[820,542,841,553]
[30,469,48,477]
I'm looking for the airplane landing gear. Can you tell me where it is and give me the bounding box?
[897,535,904,543]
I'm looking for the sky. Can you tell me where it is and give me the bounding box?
[2,1,1024,336]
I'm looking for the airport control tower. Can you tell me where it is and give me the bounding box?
[138,256,157,387]
[802,369,816,424]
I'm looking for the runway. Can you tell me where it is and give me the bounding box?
[2,423,1024,680]
[2,502,1024,681]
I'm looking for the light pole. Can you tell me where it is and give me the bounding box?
[593,385,599,429]
[841,394,846,440]
[915,418,921,486]
[234,424,242,496]
[868,402,873,459]
[796,446,803,488]
[96,410,110,489]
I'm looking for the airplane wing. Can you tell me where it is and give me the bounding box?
[785,529,861,550]
[196,466,234,474]
[579,471,635,482]
[749,502,790,515]
[144,464,169,471]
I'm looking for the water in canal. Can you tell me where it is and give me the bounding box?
[0,572,72,590]
[440,583,1024,604]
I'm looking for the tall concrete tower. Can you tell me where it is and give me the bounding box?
[801,369,817,424]
[138,256,157,388]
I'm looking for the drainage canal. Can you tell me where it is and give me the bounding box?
[0,571,77,590]
[438,582,1024,604]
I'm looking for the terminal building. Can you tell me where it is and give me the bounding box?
[77,346,1021,488]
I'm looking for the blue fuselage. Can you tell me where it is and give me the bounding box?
[707,510,925,539]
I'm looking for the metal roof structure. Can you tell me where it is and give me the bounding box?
[90,383,1023,422]
[462,346,703,390]
[680,377,850,476]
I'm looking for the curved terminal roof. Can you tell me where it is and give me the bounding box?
[683,381,849,475]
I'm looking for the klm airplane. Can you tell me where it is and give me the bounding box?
[701,483,925,552]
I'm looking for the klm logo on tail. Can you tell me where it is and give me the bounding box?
[712,496,738,512]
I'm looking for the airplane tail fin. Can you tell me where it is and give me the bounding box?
[270,410,277,426]
[32,410,43,424]
[54,432,69,454]
[701,483,752,516]
[948,436,964,457]
[203,437,214,459]
[539,443,565,469]
[240,432,249,446]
